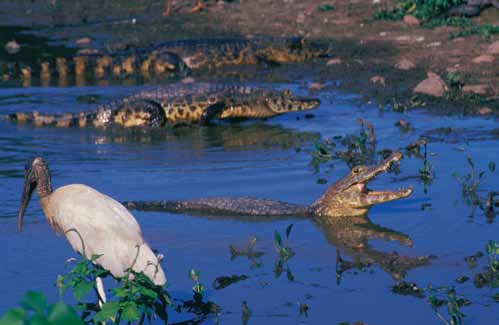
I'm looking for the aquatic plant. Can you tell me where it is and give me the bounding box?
[189,269,206,303]
[274,224,296,281]
[418,141,434,183]
[1,254,171,325]
[62,254,170,324]
[428,286,466,325]
[452,156,495,198]
[0,291,82,325]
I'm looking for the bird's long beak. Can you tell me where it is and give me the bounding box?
[18,172,36,232]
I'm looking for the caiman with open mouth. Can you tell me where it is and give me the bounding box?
[4,83,320,128]
[125,152,429,279]
[124,152,412,218]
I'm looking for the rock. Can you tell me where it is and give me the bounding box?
[76,48,100,55]
[478,107,493,115]
[309,82,324,90]
[413,72,448,97]
[462,84,490,95]
[453,37,465,42]
[75,37,92,45]
[296,13,306,24]
[472,55,494,64]
[370,76,386,87]
[395,58,415,70]
[181,77,196,84]
[326,58,342,65]
[486,41,499,55]
[5,40,20,54]
[403,15,420,26]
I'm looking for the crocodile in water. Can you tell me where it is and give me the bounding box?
[4,83,320,128]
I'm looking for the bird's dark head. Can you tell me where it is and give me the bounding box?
[18,157,51,232]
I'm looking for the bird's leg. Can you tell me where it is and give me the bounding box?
[95,276,107,308]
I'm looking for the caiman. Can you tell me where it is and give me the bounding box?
[4,83,320,128]
[124,152,429,279]
[7,37,331,83]
[124,152,412,218]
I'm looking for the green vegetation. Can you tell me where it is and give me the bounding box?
[0,291,82,325]
[374,0,466,22]
[428,286,466,325]
[274,224,296,281]
[1,254,171,325]
[374,0,498,38]
[452,156,494,197]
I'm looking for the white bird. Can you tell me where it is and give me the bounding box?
[18,157,166,302]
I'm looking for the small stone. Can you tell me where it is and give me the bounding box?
[486,41,499,55]
[453,37,465,42]
[395,36,411,42]
[326,58,342,65]
[75,37,92,45]
[478,107,493,115]
[462,84,489,95]
[296,13,306,24]
[456,276,469,284]
[472,55,494,64]
[413,72,448,97]
[370,76,385,87]
[5,40,20,54]
[426,42,441,47]
[403,15,420,26]
[181,77,196,84]
[76,48,100,55]
[379,32,387,37]
[395,58,415,70]
[415,36,425,42]
[309,82,324,90]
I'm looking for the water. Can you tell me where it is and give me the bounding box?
[0,84,497,324]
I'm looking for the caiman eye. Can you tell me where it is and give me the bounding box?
[351,166,362,174]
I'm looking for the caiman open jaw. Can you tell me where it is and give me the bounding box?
[311,152,413,218]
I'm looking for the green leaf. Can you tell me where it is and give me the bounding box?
[489,161,496,172]
[138,287,158,299]
[90,254,103,262]
[122,302,139,321]
[318,3,335,11]
[154,302,169,321]
[113,287,129,298]
[20,291,48,314]
[285,224,293,240]
[0,307,25,325]
[189,269,200,282]
[47,303,83,325]
[27,314,50,325]
[94,302,120,323]
[274,230,282,247]
[73,280,94,301]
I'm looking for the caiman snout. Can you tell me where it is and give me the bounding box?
[311,152,413,218]
[265,92,321,114]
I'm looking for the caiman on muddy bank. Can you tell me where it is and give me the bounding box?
[5,83,320,128]
[4,37,331,83]
[125,152,412,218]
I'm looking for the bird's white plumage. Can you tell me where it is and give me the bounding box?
[48,184,166,285]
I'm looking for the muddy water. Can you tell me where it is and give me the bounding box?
[0,83,498,324]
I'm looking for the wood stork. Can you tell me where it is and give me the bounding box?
[18,157,166,303]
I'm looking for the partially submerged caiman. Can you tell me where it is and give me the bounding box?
[125,152,412,218]
[4,83,320,128]
[5,37,331,83]
[125,152,429,279]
